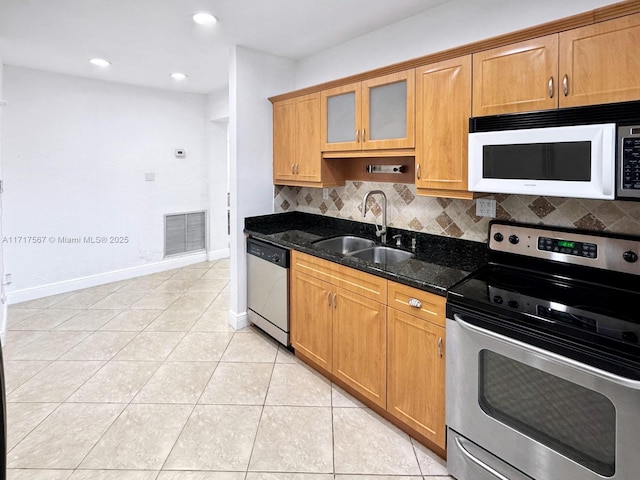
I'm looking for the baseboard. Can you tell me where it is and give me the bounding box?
[228,309,249,330]
[208,247,229,262]
[7,252,213,305]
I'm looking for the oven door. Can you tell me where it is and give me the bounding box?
[446,312,640,480]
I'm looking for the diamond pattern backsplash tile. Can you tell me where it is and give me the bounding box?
[274,182,640,242]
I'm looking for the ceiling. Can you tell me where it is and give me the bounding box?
[0,0,450,94]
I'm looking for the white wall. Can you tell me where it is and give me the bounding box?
[228,46,295,329]
[0,60,6,342]
[206,87,230,257]
[294,0,620,89]
[2,66,210,300]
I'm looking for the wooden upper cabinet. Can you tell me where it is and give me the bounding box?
[473,14,640,115]
[559,13,640,108]
[472,35,559,116]
[273,98,297,183]
[416,55,473,199]
[273,93,344,187]
[321,70,415,152]
[294,93,323,183]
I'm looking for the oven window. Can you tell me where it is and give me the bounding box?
[483,141,591,181]
[479,350,615,476]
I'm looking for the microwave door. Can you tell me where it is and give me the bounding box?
[468,123,615,200]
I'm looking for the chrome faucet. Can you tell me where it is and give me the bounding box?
[361,190,387,244]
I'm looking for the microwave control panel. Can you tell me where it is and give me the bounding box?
[618,125,640,198]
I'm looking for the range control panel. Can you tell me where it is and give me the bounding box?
[617,125,640,198]
[537,237,598,259]
[488,221,640,276]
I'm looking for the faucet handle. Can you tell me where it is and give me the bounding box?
[392,234,402,247]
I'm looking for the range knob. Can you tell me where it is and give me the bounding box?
[623,250,638,263]
[509,235,519,245]
[493,233,504,242]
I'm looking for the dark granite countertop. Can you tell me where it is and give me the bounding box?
[244,212,488,297]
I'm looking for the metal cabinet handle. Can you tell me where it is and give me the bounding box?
[295,163,299,175]
[332,293,337,308]
[548,77,554,98]
[408,297,422,308]
[454,437,510,480]
[355,129,360,142]
[563,74,569,96]
[362,128,366,142]
[437,337,443,358]
[416,163,421,180]
[291,164,295,174]
[326,291,332,307]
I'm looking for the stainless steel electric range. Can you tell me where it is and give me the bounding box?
[446,220,640,480]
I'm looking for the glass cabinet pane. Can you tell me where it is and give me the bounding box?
[369,81,407,140]
[327,91,356,143]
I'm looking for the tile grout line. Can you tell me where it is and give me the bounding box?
[242,343,278,477]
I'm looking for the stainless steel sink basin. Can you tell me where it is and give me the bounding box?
[312,235,376,254]
[349,246,414,265]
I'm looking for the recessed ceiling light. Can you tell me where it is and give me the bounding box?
[192,12,218,25]
[171,72,188,80]
[89,58,111,67]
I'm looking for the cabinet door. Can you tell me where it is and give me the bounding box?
[416,55,472,198]
[362,70,415,150]
[291,269,333,373]
[559,13,640,108]
[321,83,361,151]
[472,35,559,116]
[333,288,387,408]
[273,98,296,182]
[387,308,446,448]
[294,93,322,183]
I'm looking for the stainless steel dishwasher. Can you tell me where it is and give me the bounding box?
[246,237,290,346]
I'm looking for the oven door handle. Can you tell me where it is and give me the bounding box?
[453,313,640,390]
[454,437,510,480]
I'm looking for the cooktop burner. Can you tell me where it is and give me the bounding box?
[447,220,640,376]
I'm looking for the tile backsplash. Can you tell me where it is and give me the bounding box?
[274,182,640,243]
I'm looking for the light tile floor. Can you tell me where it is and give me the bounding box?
[4,259,452,480]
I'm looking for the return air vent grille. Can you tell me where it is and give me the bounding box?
[164,211,206,257]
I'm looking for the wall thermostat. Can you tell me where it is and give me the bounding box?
[175,149,186,158]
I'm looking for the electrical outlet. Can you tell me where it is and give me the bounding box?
[476,198,497,217]
[323,188,329,200]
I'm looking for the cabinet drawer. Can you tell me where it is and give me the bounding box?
[387,282,445,327]
[292,251,387,303]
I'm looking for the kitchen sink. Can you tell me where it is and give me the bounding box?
[349,246,414,265]
[312,235,376,254]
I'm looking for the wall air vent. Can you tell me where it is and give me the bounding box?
[164,211,206,257]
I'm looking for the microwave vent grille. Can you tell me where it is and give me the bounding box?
[470,100,640,133]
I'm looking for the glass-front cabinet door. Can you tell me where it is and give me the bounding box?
[362,70,415,150]
[321,83,361,151]
[321,70,415,152]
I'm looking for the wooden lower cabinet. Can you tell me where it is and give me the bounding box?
[387,307,446,449]
[333,288,387,408]
[290,269,333,373]
[291,251,387,406]
[290,250,446,452]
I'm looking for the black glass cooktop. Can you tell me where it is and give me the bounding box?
[447,264,640,377]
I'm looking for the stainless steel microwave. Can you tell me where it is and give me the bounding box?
[468,101,640,200]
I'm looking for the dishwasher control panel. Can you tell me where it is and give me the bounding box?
[247,238,290,268]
